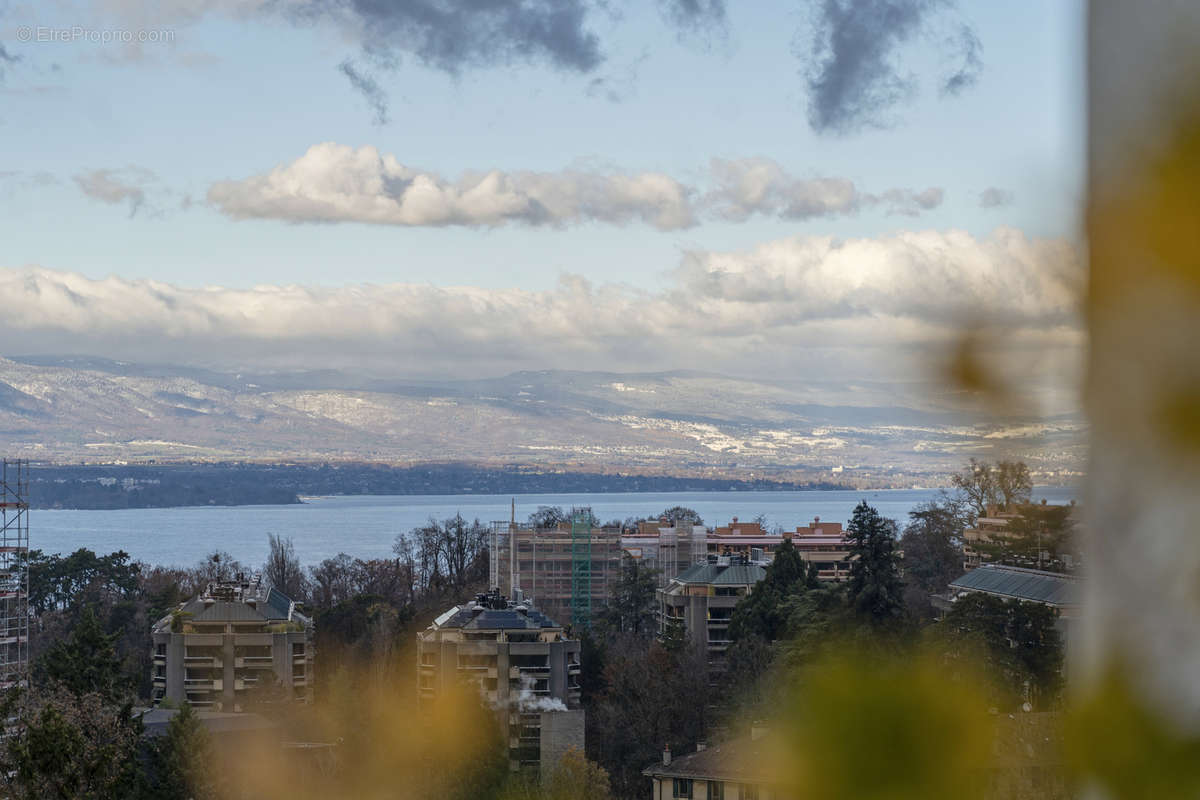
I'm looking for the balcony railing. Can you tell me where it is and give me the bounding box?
[184,655,221,666]
[236,656,275,668]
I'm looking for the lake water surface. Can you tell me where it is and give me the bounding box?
[32,487,1077,568]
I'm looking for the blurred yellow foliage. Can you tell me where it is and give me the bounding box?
[215,654,507,800]
[770,648,993,800]
[1066,664,1200,800]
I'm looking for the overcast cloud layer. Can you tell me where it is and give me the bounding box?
[2,228,1081,386]
[206,144,945,229]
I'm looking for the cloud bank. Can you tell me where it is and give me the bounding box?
[1,228,1081,382]
[207,145,943,229]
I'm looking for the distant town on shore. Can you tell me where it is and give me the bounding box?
[27,462,864,510]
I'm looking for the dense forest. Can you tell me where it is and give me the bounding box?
[27,462,851,510]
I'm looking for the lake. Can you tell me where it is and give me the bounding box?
[31,487,1077,569]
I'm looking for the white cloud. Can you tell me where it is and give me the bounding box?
[73,166,161,217]
[675,227,1079,328]
[207,143,695,230]
[705,157,859,220]
[206,145,946,230]
[868,186,944,216]
[1,228,1081,391]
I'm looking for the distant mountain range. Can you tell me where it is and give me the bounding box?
[0,355,1085,487]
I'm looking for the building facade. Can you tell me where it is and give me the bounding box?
[490,522,624,626]
[705,518,852,581]
[491,514,856,629]
[622,519,709,590]
[643,733,777,800]
[416,589,584,774]
[657,557,767,670]
[962,502,1078,571]
[151,575,313,711]
[787,517,853,580]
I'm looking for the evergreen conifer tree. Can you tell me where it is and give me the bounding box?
[846,502,905,628]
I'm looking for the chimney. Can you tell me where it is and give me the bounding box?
[663,745,671,766]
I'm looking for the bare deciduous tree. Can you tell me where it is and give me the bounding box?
[264,533,307,600]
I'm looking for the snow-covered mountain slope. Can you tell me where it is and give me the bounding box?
[0,356,1085,485]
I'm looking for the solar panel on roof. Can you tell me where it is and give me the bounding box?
[950,566,1078,606]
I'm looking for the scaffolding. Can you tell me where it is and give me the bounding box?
[569,508,592,629]
[0,459,29,689]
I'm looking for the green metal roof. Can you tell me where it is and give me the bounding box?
[950,565,1078,606]
[673,563,766,586]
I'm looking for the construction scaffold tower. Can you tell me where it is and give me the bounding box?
[569,508,592,629]
[0,459,29,689]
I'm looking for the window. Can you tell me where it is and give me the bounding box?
[739,784,759,800]
[672,778,693,798]
[708,780,724,800]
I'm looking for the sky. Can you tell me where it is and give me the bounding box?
[0,0,1086,397]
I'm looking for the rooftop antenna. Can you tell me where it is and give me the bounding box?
[509,498,516,599]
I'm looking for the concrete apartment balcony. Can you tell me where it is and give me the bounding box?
[235,656,275,668]
[184,678,223,691]
[183,655,221,667]
[232,633,273,646]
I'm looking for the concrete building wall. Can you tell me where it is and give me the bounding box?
[539,709,585,782]
[151,629,312,711]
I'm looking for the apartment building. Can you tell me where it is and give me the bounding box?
[657,556,766,669]
[702,517,852,581]
[490,522,623,626]
[622,519,709,589]
[416,589,584,774]
[151,575,312,711]
[962,502,1078,571]
[787,517,853,580]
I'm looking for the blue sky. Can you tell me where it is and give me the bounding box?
[1,0,1083,291]
[0,0,1086,394]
